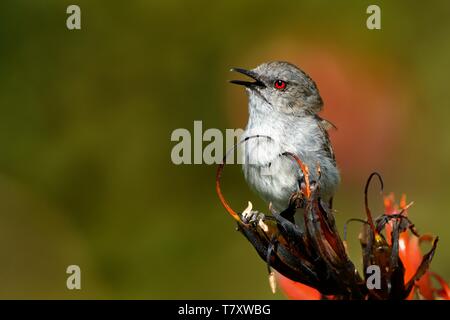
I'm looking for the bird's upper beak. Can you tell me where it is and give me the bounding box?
[229,68,265,88]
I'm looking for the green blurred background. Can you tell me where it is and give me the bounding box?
[0,1,449,299]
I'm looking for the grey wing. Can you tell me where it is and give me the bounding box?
[315,115,337,165]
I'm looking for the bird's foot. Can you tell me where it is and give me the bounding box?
[241,201,265,225]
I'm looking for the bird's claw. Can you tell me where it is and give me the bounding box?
[241,201,265,225]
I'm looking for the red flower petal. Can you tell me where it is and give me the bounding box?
[276,272,321,300]
[430,273,450,300]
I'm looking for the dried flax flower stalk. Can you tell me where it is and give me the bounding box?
[216,151,448,300]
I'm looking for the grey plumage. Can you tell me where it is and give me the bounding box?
[231,61,340,212]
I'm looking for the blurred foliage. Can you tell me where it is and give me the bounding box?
[0,0,449,298]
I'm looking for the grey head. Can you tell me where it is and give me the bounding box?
[230,61,323,115]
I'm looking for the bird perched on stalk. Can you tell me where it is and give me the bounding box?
[230,61,340,220]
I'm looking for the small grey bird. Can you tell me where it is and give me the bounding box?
[230,61,340,217]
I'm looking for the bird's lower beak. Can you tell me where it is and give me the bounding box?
[229,68,265,88]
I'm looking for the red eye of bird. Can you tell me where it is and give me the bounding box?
[274,80,286,90]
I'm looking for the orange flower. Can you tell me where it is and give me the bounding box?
[430,273,450,300]
[276,272,321,300]
[384,194,449,300]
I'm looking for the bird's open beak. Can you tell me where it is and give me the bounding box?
[229,68,265,88]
